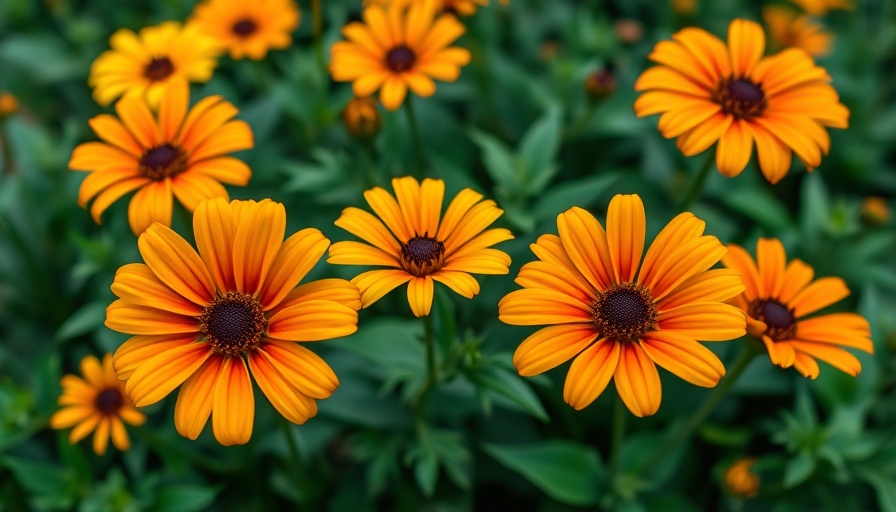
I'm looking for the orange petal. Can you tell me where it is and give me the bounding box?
[407,275,434,317]
[351,269,412,308]
[563,339,620,410]
[638,213,705,288]
[258,340,339,399]
[105,300,199,335]
[259,228,330,310]
[498,288,593,326]
[193,197,236,292]
[641,331,725,388]
[111,263,203,316]
[138,223,215,305]
[174,355,222,440]
[556,207,615,290]
[233,200,286,296]
[114,333,198,380]
[658,302,746,341]
[125,342,211,407]
[212,356,255,446]
[267,299,359,342]
[248,350,318,425]
[790,277,849,318]
[513,324,599,377]
[613,342,662,417]
[606,194,646,283]
[721,244,763,301]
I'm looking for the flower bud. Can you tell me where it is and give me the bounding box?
[584,69,616,100]
[724,458,759,498]
[0,93,18,119]
[342,96,381,141]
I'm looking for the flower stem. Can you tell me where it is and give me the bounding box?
[280,417,311,502]
[609,392,626,487]
[404,95,428,176]
[640,342,760,475]
[678,152,715,212]
[413,312,438,408]
[311,0,325,75]
[0,120,14,175]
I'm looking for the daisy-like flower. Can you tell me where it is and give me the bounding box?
[362,0,494,16]
[107,198,361,445]
[191,0,300,60]
[69,83,252,235]
[89,22,220,107]
[499,194,746,416]
[723,238,873,378]
[330,0,471,110]
[763,6,831,57]
[50,354,146,456]
[328,177,512,317]
[789,0,853,16]
[634,19,849,184]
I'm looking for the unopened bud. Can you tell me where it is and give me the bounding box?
[584,69,616,100]
[861,196,890,226]
[342,96,381,141]
[0,93,18,119]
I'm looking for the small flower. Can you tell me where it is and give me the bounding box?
[584,69,616,100]
[107,198,361,446]
[723,238,873,378]
[789,0,853,16]
[634,19,849,184]
[89,22,220,107]
[69,83,253,235]
[50,354,146,456]
[861,196,890,226]
[191,0,300,60]
[0,92,18,118]
[328,177,512,317]
[764,6,832,57]
[330,0,471,110]
[342,96,382,140]
[724,458,759,498]
[500,194,746,416]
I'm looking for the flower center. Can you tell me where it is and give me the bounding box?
[139,143,188,180]
[748,298,796,341]
[591,282,657,341]
[200,292,268,357]
[400,235,445,277]
[714,77,767,119]
[385,46,416,73]
[95,388,124,415]
[232,18,257,37]
[144,56,174,82]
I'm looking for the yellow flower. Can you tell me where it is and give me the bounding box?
[69,83,253,235]
[330,0,471,110]
[107,198,361,446]
[191,0,300,60]
[789,0,853,16]
[499,194,746,416]
[363,0,492,16]
[50,354,146,456]
[0,92,18,118]
[342,96,382,140]
[89,22,220,107]
[723,238,873,378]
[328,177,512,317]
[634,19,849,184]
[724,458,759,498]
[764,6,832,57]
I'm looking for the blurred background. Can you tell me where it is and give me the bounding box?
[0,0,894,510]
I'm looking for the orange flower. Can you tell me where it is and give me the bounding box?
[191,0,300,60]
[789,0,853,16]
[723,238,873,378]
[764,6,831,57]
[69,83,252,235]
[634,19,848,183]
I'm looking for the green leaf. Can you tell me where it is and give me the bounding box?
[532,173,621,221]
[518,108,562,194]
[470,129,520,192]
[859,468,896,512]
[783,451,816,488]
[2,456,69,500]
[474,366,548,421]
[153,484,219,512]
[54,301,106,341]
[482,440,604,506]
[723,189,793,231]
[800,173,831,242]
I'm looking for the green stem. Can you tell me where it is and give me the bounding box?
[312,0,325,76]
[609,393,626,487]
[677,152,715,212]
[280,417,311,502]
[640,342,760,475]
[134,427,241,474]
[404,95,428,176]
[413,313,437,408]
[0,120,14,175]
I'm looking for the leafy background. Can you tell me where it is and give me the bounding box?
[1,0,895,510]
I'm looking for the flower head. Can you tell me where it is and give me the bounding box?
[107,198,361,445]
[723,238,873,378]
[69,83,253,235]
[789,0,853,16]
[764,6,831,57]
[330,0,472,110]
[328,177,512,317]
[89,22,220,107]
[634,19,849,184]
[50,354,146,455]
[724,458,759,498]
[499,195,746,416]
[191,0,300,60]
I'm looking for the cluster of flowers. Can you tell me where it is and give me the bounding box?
[53,2,871,495]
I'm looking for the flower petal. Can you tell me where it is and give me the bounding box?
[606,194,646,283]
[407,275,434,317]
[614,342,662,417]
[514,324,599,377]
[658,302,746,341]
[563,339,620,410]
[641,331,726,388]
[174,355,223,440]
[138,223,215,306]
[125,342,211,407]
[248,350,318,425]
[212,357,255,446]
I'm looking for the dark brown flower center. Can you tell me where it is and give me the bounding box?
[591,282,657,341]
[748,298,796,341]
[95,388,124,415]
[400,235,445,277]
[144,56,174,82]
[232,18,257,37]
[200,292,268,357]
[385,45,416,73]
[139,143,188,180]
[714,77,767,119]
